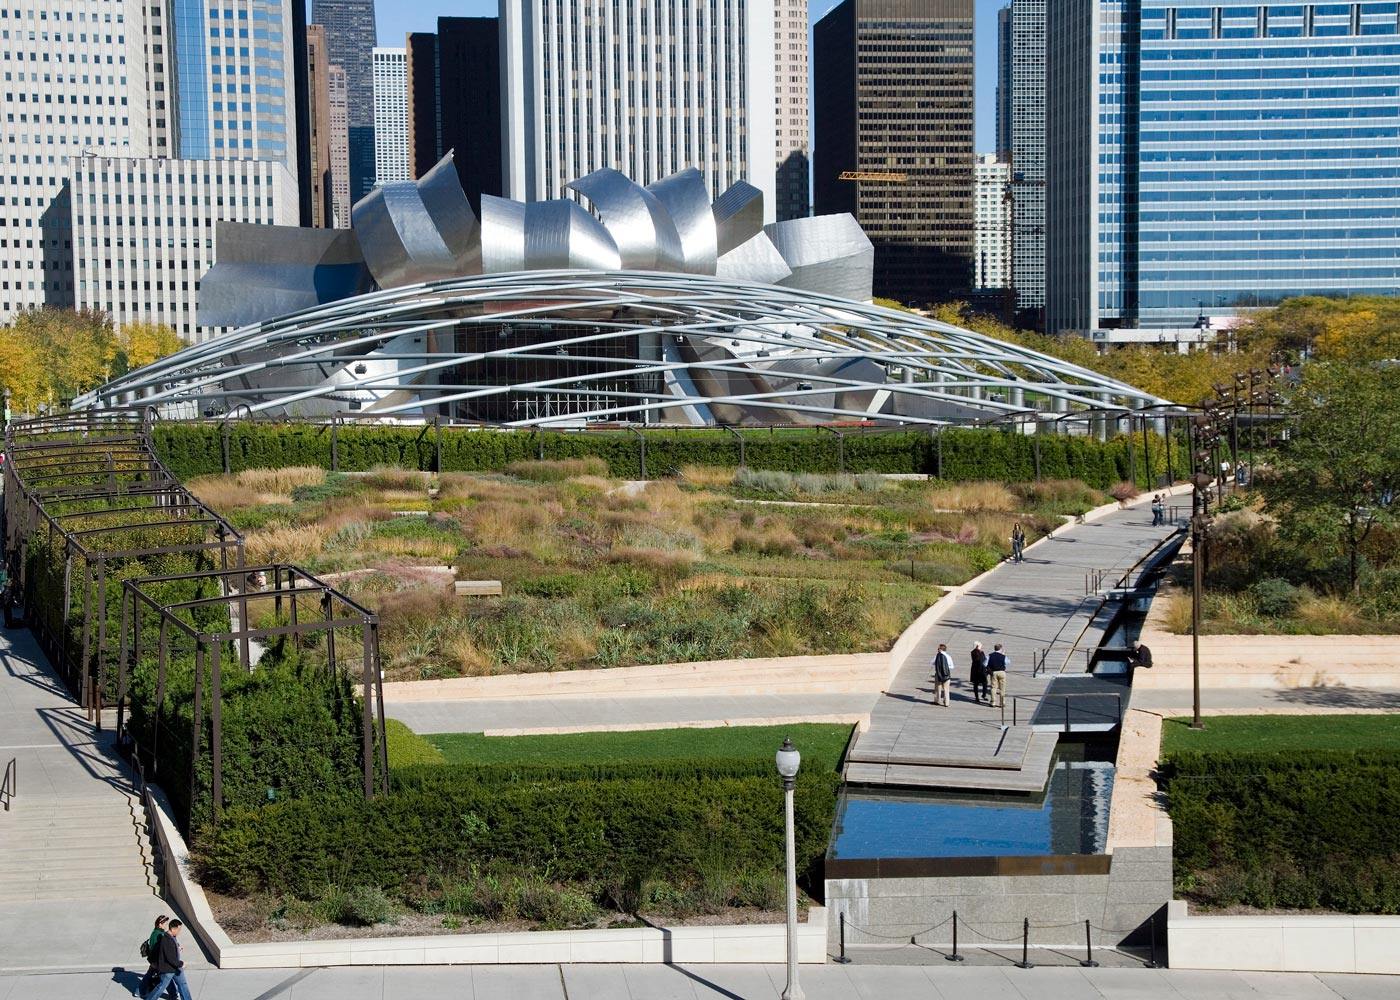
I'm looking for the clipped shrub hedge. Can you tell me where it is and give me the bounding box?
[153,422,1189,490]
[194,762,843,905]
[1161,749,1400,913]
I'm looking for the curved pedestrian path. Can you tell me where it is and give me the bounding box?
[845,495,1182,792]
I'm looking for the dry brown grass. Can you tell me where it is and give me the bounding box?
[437,474,541,504]
[463,501,551,549]
[926,481,1017,512]
[556,626,598,664]
[731,524,801,556]
[867,601,912,645]
[365,535,462,561]
[187,474,263,510]
[1296,593,1363,633]
[679,465,737,488]
[1159,587,1194,634]
[606,546,701,574]
[361,466,432,491]
[445,634,496,676]
[505,457,610,481]
[245,524,328,564]
[235,466,326,495]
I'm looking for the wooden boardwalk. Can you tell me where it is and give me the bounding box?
[845,497,1182,793]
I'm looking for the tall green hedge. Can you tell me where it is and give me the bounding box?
[1161,749,1400,913]
[153,422,1189,490]
[194,761,842,903]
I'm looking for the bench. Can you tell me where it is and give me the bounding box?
[454,580,503,597]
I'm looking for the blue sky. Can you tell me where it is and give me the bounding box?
[369,0,1002,152]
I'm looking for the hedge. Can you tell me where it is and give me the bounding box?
[1161,749,1400,913]
[194,763,843,903]
[153,422,1190,490]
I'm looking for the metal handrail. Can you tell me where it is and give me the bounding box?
[1,756,15,811]
[1007,692,1124,731]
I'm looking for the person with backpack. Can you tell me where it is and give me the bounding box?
[929,643,953,706]
[143,919,193,1000]
[138,915,174,998]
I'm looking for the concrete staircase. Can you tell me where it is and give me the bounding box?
[0,784,159,904]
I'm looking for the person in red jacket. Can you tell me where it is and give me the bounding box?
[143,919,193,1000]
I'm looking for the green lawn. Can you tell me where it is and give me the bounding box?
[1161,713,1400,755]
[424,723,854,773]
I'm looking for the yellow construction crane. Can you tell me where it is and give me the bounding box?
[838,170,908,182]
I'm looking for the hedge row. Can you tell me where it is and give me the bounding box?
[1161,750,1400,913]
[194,763,843,902]
[153,422,1189,490]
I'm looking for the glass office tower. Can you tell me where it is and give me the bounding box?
[1047,1,1400,333]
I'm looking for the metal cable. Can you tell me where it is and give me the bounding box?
[841,914,952,940]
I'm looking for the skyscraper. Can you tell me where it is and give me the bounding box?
[312,0,377,204]
[307,24,337,228]
[1047,1,1400,335]
[0,0,155,321]
[501,0,776,216]
[407,17,503,214]
[1006,0,1046,317]
[775,0,810,221]
[974,154,1012,292]
[328,66,352,226]
[813,0,976,306]
[996,5,1013,158]
[372,48,410,186]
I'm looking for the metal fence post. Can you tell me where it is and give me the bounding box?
[1016,917,1034,969]
[946,911,964,962]
[1081,920,1098,967]
[835,912,852,964]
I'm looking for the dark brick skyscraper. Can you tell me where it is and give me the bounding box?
[312,0,377,204]
[814,0,975,307]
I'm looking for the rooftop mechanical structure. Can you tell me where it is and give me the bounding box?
[77,156,1162,425]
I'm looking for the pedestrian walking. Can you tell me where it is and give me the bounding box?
[1151,495,1165,526]
[138,915,177,999]
[1127,640,1153,670]
[930,643,953,707]
[969,641,989,704]
[986,643,1008,708]
[143,919,194,1000]
[1010,523,1026,563]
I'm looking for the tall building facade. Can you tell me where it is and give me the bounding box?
[501,0,776,217]
[1048,1,1400,335]
[774,0,810,220]
[407,17,502,214]
[813,0,975,306]
[0,0,155,321]
[307,24,336,228]
[72,156,298,340]
[996,5,1013,157]
[328,66,351,226]
[312,0,376,203]
[1006,0,1046,316]
[372,48,409,186]
[974,154,1011,291]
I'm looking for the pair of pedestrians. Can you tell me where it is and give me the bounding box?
[140,916,193,1000]
[931,641,1008,708]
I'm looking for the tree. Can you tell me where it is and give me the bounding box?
[0,307,117,411]
[115,321,185,375]
[1260,362,1400,593]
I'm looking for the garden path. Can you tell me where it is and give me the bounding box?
[845,496,1181,792]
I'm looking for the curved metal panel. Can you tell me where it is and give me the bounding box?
[711,180,764,257]
[646,168,717,274]
[566,168,684,271]
[480,195,528,273]
[198,223,372,329]
[716,233,791,285]
[523,200,622,272]
[764,214,875,303]
[416,153,482,277]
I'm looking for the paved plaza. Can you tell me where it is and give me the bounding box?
[2,963,1396,1000]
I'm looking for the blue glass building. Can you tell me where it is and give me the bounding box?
[1047,1,1400,334]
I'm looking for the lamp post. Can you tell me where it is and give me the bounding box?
[776,737,804,1000]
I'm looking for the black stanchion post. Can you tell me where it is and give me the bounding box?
[1080,920,1098,967]
[1145,913,1161,969]
[835,912,852,964]
[1016,917,1034,969]
[946,910,964,962]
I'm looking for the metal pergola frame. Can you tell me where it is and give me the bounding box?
[119,564,389,818]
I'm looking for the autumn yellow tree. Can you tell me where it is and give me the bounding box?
[0,308,116,412]
[114,321,185,375]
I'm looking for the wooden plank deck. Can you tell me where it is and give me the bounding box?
[844,498,1182,793]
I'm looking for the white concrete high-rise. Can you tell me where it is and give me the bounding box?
[0,0,154,321]
[372,47,409,186]
[774,0,809,221]
[72,156,298,341]
[501,0,776,220]
[974,154,1011,291]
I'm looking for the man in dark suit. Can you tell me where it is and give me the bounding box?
[143,919,193,1000]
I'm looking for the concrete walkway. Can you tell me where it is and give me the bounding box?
[0,623,211,974]
[846,497,1181,791]
[1,962,1394,999]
